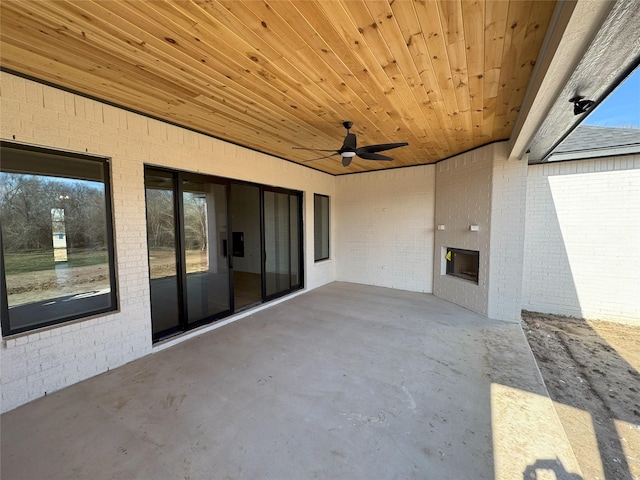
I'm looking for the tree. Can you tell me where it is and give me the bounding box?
[0,173,108,253]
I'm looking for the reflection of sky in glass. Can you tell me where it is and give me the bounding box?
[49,176,103,189]
[0,173,103,191]
[583,67,640,128]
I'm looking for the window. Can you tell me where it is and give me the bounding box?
[314,194,329,261]
[0,143,117,336]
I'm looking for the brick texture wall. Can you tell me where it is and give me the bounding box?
[433,145,494,316]
[0,72,335,412]
[335,167,436,292]
[523,156,640,321]
[488,144,528,321]
[433,143,527,322]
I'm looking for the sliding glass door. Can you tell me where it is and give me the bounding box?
[145,169,231,340]
[145,167,303,341]
[264,189,302,299]
[230,184,262,310]
[182,177,230,325]
[145,169,182,338]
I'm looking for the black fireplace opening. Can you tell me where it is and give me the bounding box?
[446,247,479,283]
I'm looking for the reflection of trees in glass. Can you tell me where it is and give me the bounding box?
[145,188,175,249]
[145,188,208,277]
[183,192,207,252]
[0,173,106,253]
[145,190,207,251]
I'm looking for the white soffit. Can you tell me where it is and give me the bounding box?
[508,0,636,161]
[524,0,640,163]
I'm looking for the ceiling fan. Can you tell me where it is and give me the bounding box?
[293,121,408,167]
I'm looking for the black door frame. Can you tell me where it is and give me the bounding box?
[262,186,304,302]
[145,167,234,341]
[145,166,304,342]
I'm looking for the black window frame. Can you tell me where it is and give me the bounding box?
[314,193,330,262]
[0,141,118,336]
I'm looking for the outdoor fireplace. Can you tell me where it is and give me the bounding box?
[446,248,479,283]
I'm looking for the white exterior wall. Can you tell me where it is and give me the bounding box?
[433,145,493,316]
[487,144,528,321]
[523,156,640,321]
[335,166,436,292]
[0,72,335,412]
[433,143,527,322]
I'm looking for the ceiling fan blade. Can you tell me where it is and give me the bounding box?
[292,147,339,153]
[342,156,353,167]
[341,133,357,151]
[300,152,339,162]
[357,152,394,161]
[357,142,408,154]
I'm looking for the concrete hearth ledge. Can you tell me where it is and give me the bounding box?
[1,282,581,479]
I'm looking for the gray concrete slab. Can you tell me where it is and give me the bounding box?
[1,282,581,479]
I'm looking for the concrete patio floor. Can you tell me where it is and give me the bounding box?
[1,282,582,479]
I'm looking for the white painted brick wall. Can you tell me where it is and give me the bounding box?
[488,144,528,321]
[0,72,335,412]
[433,143,527,322]
[335,167,436,292]
[523,156,640,321]
[433,145,494,316]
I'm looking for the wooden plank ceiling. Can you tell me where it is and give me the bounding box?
[0,0,556,175]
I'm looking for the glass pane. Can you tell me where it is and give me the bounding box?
[145,170,180,336]
[277,193,291,291]
[314,194,329,261]
[230,184,262,309]
[264,191,276,296]
[289,195,300,287]
[264,191,290,296]
[183,179,230,323]
[0,149,115,334]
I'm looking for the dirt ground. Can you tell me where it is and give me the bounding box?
[522,311,640,480]
[6,263,111,306]
[6,250,208,306]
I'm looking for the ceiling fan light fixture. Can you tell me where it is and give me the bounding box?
[341,151,356,157]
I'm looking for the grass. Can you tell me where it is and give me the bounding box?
[4,250,108,275]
